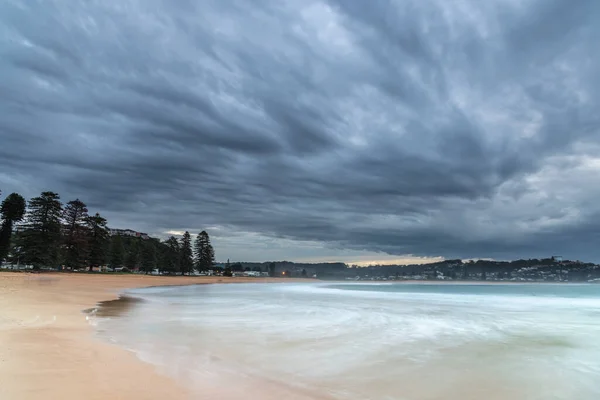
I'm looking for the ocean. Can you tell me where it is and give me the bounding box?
[92,282,600,399]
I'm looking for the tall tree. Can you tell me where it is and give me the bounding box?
[62,199,90,270]
[0,193,26,262]
[157,241,170,274]
[193,232,204,271]
[20,192,63,269]
[204,233,215,269]
[180,231,193,275]
[194,231,215,271]
[124,238,141,270]
[141,239,158,274]
[164,236,181,274]
[109,235,125,268]
[86,213,109,271]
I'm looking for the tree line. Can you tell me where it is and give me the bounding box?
[0,190,215,274]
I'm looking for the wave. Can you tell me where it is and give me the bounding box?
[93,282,600,400]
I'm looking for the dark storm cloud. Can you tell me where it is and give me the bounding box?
[1,0,600,261]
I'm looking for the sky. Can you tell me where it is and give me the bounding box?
[1,0,600,265]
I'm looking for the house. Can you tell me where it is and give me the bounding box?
[108,227,150,240]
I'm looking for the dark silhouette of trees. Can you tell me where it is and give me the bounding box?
[194,231,215,271]
[0,193,26,262]
[109,235,125,268]
[20,192,63,269]
[86,213,109,271]
[180,231,193,275]
[268,262,276,277]
[124,239,141,270]
[0,190,222,275]
[141,239,158,274]
[62,199,90,270]
[164,236,180,274]
[230,262,243,272]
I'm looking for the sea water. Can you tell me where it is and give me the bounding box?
[93,283,600,399]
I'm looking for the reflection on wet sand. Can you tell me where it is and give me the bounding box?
[91,296,144,318]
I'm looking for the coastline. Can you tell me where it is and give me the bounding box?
[336,279,595,285]
[0,272,306,400]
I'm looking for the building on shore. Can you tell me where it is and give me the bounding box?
[108,228,149,240]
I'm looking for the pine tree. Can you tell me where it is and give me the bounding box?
[86,213,109,271]
[205,241,215,269]
[20,192,63,269]
[157,241,170,274]
[0,224,11,264]
[180,231,193,275]
[141,239,158,274]
[194,231,215,271]
[109,235,125,268]
[194,232,204,271]
[62,199,90,270]
[124,239,141,271]
[0,193,26,262]
[164,236,180,274]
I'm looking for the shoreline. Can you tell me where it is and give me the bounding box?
[2,273,593,400]
[0,272,308,400]
[329,279,596,285]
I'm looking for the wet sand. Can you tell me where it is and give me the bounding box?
[0,272,305,400]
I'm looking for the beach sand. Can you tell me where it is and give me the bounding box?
[0,272,303,400]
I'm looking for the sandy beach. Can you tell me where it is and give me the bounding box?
[0,272,299,400]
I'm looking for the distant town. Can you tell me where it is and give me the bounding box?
[5,223,600,283]
[97,230,599,282]
[215,257,600,283]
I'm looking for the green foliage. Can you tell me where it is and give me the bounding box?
[180,231,193,275]
[124,239,141,270]
[0,190,218,275]
[230,262,243,272]
[20,192,63,269]
[1,193,26,222]
[86,213,109,270]
[194,230,215,271]
[0,193,26,262]
[62,199,90,270]
[141,239,158,273]
[0,223,12,262]
[163,236,181,274]
[109,235,125,268]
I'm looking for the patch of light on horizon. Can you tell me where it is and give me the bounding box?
[346,256,445,267]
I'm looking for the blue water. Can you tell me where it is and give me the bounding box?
[93,283,600,400]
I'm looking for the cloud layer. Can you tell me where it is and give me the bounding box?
[1,0,600,262]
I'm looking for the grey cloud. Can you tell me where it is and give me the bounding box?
[1,0,600,262]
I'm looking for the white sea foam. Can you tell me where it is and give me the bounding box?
[95,283,600,399]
